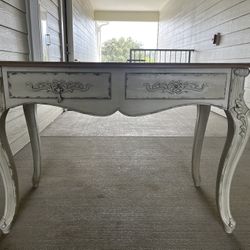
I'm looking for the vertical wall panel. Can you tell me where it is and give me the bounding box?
[71,0,98,62]
[0,0,62,153]
[40,0,63,61]
[158,0,250,105]
[0,0,29,60]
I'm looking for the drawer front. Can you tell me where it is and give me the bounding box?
[125,73,227,99]
[7,72,111,102]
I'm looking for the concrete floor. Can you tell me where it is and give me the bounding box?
[1,106,250,249]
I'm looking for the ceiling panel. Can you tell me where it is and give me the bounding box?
[90,0,169,11]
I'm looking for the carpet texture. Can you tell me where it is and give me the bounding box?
[42,106,227,137]
[0,136,250,249]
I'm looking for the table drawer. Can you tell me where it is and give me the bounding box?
[7,72,111,103]
[125,73,227,100]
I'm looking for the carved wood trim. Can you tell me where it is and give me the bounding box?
[26,80,92,103]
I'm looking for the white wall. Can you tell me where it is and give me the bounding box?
[40,0,63,61]
[0,0,62,154]
[0,0,29,60]
[158,0,250,107]
[71,0,98,61]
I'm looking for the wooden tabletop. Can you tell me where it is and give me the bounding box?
[0,61,250,69]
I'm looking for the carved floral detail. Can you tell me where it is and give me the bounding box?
[233,68,250,77]
[27,80,92,103]
[144,80,207,95]
[234,94,249,137]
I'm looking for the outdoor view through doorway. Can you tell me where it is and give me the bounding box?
[97,21,158,62]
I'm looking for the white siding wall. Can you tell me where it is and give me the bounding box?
[0,0,29,60]
[158,0,250,107]
[40,0,63,61]
[0,0,62,154]
[72,0,98,62]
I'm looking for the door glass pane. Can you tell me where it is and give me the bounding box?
[40,7,49,61]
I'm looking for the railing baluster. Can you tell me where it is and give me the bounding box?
[188,51,192,63]
[128,49,194,63]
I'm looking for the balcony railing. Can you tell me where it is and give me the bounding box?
[128,49,194,63]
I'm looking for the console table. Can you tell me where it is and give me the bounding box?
[0,62,249,234]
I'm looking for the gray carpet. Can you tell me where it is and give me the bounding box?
[0,136,250,249]
[42,106,227,137]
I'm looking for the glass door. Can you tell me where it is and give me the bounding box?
[40,6,50,61]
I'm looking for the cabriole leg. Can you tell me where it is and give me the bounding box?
[0,110,19,234]
[216,105,250,233]
[216,68,250,233]
[192,105,211,187]
[23,104,41,188]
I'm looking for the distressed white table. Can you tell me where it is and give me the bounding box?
[0,62,249,234]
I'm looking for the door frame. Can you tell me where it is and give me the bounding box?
[25,0,67,61]
[63,0,74,62]
[25,0,43,61]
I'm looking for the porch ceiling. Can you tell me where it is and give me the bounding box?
[90,0,169,11]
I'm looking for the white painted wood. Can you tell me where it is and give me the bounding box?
[8,72,111,100]
[0,1,27,33]
[47,29,61,46]
[39,0,63,61]
[216,68,250,233]
[3,0,26,12]
[192,105,211,187]
[6,108,61,154]
[40,0,59,19]
[212,107,226,117]
[0,110,18,234]
[25,0,64,167]
[126,73,227,99]
[23,104,41,188]
[25,0,43,61]
[6,105,62,155]
[158,0,250,106]
[0,65,232,115]
[0,52,29,61]
[0,0,29,61]
[47,44,62,61]
[65,0,74,62]
[71,0,98,62]
[51,0,58,6]
[0,0,31,156]
[94,11,159,21]
[0,63,249,234]
[0,26,29,54]
[6,106,23,123]
[0,0,63,157]
[47,14,60,33]
[58,0,66,62]
[90,0,167,12]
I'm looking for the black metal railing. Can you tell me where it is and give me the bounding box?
[128,49,194,63]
